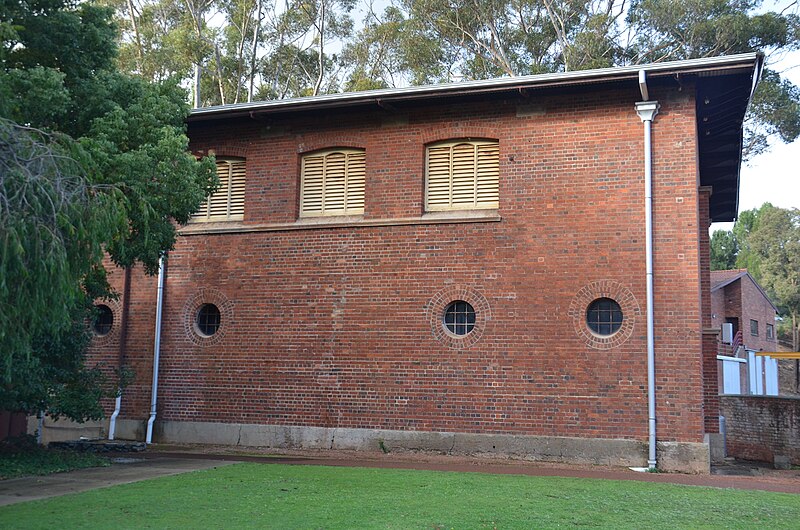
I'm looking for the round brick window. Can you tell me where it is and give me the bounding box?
[183,289,233,346]
[569,280,639,350]
[427,286,490,349]
[443,300,476,336]
[196,304,221,337]
[586,298,623,336]
[93,304,114,336]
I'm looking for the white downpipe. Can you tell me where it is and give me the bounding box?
[146,256,166,444]
[636,73,660,470]
[37,412,44,445]
[108,394,122,440]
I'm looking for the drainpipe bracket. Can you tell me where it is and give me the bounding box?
[635,101,660,122]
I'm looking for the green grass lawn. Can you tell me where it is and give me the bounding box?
[1,463,798,529]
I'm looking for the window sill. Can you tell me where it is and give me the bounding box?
[178,211,501,235]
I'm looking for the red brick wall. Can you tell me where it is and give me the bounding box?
[709,285,729,336]
[698,187,718,432]
[91,83,708,444]
[720,395,800,464]
[740,276,778,353]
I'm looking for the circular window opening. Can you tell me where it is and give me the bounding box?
[443,300,476,336]
[93,304,114,336]
[586,297,623,336]
[196,303,221,337]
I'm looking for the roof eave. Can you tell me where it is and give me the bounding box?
[188,53,762,122]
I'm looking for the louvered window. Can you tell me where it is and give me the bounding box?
[192,157,246,222]
[426,140,499,211]
[300,149,365,217]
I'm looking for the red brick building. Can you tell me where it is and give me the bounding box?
[711,269,779,354]
[85,54,762,472]
[712,269,781,396]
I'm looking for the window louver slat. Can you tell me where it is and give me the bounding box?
[301,155,325,214]
[426,140,499,211]
[324,153,347,212]
[475,144,499,205]
[346,151,366,210]
[450,143,477,205]
[192,158,246,222]
[301,149,365,217]
[426,146,453,208]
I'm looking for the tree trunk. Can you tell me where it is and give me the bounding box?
[248,0,263,103]
[794,312,799,392]
[194,64,201,108]
[313,1,326,96]
[214,41,227,105]
[126,0,144,74]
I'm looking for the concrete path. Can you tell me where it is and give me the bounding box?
[0,456,234,506]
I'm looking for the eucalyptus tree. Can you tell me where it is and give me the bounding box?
[627,0,800,157]
[345,0,798,157]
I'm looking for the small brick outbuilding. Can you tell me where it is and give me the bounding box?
[711,269,779,354]
[86,54,763,472]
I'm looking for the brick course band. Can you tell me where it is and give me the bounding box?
[569,280,640,350]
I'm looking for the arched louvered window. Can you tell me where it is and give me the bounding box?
[426,140,499,211]
[300,148,365,217]
[192,157,246,222]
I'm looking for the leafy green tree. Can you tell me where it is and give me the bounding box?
[0,120,120,376]
[0,0,216,420]
[710,230,738,270]
[733,203,782,278]
[715,203,800,387]
[748,207,800,351]
[99,0,800,158]
[626,0,800,158]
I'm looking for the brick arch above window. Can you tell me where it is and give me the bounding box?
[419,125,500,145]
[297,135,366,154]
[193,145,248,159]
